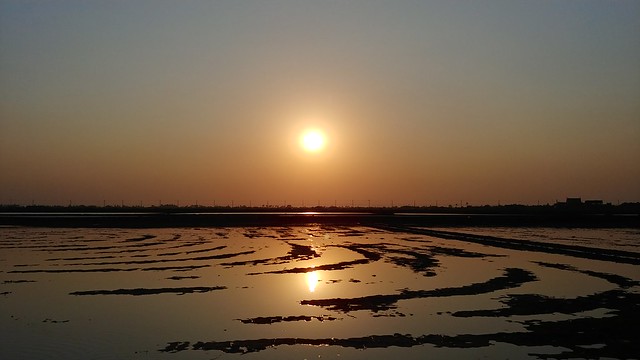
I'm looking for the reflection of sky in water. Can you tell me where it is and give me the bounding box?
[0,226,638,359]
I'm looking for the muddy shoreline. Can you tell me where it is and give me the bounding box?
[1,212,638,228]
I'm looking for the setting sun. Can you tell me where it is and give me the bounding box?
[300,130,326,153]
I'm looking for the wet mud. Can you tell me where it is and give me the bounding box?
[9,264,210,273]
[43,318,69,324]
[70,286,227,296]
[238,315,338,324]
[451,288,638,318]
[161,284,640,358]
[221,242,319,268]
[248,259,370,275]
[57,250,255,267]
[330,242,499,278]
[300,268,537,313]
[161,320,640,358]
[166,275,200,280]
[184,245,227,254]
[533,261,638,288]
[123,234,157,242]
[389,226,640,265]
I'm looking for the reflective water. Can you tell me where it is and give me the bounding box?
[0,226,638,359]
[430,226,640,252]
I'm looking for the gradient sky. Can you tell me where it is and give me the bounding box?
[1,1,639,207]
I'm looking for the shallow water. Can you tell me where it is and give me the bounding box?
[1,226,638,359]
[430,226,640,252]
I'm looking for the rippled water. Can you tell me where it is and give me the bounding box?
[1,226,638,359]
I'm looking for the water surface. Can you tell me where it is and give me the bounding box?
[1,226,638,359]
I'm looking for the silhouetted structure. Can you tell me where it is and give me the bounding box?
[565,198,583,206]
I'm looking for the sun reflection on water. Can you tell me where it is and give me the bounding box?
[306,271,319,292]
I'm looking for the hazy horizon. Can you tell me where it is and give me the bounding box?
[0,197,634,209]
[2,1,639,206]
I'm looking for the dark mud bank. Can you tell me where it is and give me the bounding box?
[2,212,638,228]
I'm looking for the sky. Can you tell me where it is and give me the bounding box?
[1,0,639,207]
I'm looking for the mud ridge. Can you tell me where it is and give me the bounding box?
[238,315,338,324]
[451,289,639,318]
[70,286,227,296]
[221,243,319,268]
[248,259,370,275]
[160,318,640,359]
[9,264,210,273]
[60,250,256,266]
[533,261,638,288]
[300,268,537,312]
[384,226,640,265]
[122,234,157,242]
[167,275,200,280]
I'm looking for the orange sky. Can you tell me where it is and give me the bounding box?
[1,1,639,206]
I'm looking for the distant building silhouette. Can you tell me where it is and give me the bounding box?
[555,198,607,213]
[565,198,582,206]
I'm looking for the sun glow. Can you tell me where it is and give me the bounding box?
[306,271,319,292]
[300,130,326,153]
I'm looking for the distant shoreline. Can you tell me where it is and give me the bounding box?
[2,200,639,215]
[0,211,638,228]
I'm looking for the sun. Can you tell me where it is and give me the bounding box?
[300,129,326,153]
